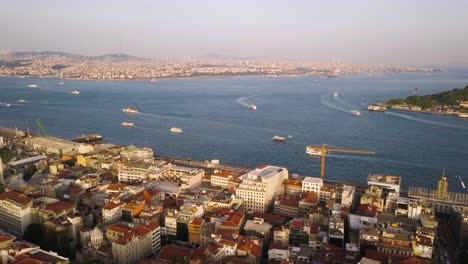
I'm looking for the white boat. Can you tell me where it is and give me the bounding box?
[5,104,11,107]
[17,99,28,104]
[150,78,157,83]
[351,110,361,116]
[59,82,64,85]
[249,104,257,110]
[122,107,139,114]
[458,113,468,118]
[71,90,80,95]
[28,84,38,88]
[333,92,338,97]
[272,135,286,142]
[121,122,134,128]
[170,127,183,133]
[305,146,325,156]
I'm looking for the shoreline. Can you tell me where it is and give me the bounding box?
[387,106,460,116]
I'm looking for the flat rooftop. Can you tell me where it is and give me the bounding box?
[368,173,401,185]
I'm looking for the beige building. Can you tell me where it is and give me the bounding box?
[117,162,158,183]
[0,191,33,237]
[102,200,126,223]
[24,136,93,155]
[112,222,160,264]
[302,177,323,194]
[236,165,288,212]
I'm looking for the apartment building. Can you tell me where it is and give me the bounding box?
[117,162,158,183]
[0,191,33,237]
[112,222,160,264]
[235,165,288,212]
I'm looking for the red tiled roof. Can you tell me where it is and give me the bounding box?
[252,212,286,225]
[278,196,298,207]
[103,200,125,210]
[220,211,244,228]
[356,205,378,217]
[107,224,131,234]
[0,235,15,243]
[0,191,32,205]
[158,246,191,263]
[44,201,74,214]
[191,218,204,226]
[291,220,304,228]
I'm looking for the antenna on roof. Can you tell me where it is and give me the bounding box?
[442,168,446,177]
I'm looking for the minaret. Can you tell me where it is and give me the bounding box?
[436,169,448,200]
[0,158,4,185]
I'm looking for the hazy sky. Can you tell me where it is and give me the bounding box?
[1,0,468,66]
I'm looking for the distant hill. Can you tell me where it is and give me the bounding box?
[1,51,144,61]
[387,86,468,109]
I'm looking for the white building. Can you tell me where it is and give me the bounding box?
[236,165,288,212]
[102,200,126,223]
[112,222,160,264]
[210,170,239,189]
[0,191,33,237]
[24,136,93,155]
[341,185,355,207]
[302,177,323,194]
[117,162,158,183]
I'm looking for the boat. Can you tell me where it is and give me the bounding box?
[351,110,361,116]
[150,78,157,83]
[28,84,38,88]
[458,113,468,119]
[72,134,103,143]
[17,99,28,104]
[333,92,338,97]
[71,90,80,95]
[59,82,64,85]
[366,105,387,112]
[170,127,183,134]
[272,135,286,143]
[121,122,134,128]
[5,104,11,107]
[458,176,466,189]
[122,107,139,114]
[305,146,325,156]
[249,104,257,110]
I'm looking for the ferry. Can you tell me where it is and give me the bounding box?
[170,127,183,134]
[272,135,286,143]
[351,110,361,116]
[71,91,80,95]
[72,134,103,143]
[122,107,139,114]
[121,122,134,128]
[305,146,325,156]
[366,105,387,112]
[28,84,38,88]
[249,104,257,110]
[17,99,28,104]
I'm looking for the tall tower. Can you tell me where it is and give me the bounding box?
[0,158,4,185]
[436,169,448,200]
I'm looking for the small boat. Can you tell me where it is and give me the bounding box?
[249,104,257,110]
[121,122,134,128]
[333,92,338,97]
[150,78,157,83]
[5,104,11,107]
[28,84,38,88]
[272,135,286,143]
[305,146,325,156]
[122,107,139,114]
[170,127,183,134]
[59,82,64,85]
[71,90,80,95]
[458,176,466,189]
[17,99,28,104]
[351,110,361,116]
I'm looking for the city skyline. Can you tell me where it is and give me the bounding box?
[2,0,468,66]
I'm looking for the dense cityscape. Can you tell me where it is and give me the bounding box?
[0,52,441,80]
[0,127,467,264]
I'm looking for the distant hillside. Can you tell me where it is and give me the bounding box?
[387,86,468,110]
[1,51,144,61]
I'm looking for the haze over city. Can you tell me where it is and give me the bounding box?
[1,0,468,66]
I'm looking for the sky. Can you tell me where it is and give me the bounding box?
[1,0,468,66]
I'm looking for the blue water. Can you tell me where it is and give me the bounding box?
[1,71,468,192]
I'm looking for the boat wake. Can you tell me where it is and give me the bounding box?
[385,111,468,130]
[320,94,353,114]
[236,96,255,109]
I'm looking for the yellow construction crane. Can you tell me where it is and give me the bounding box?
[306,144,376,179]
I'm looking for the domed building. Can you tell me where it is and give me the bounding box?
[90,226,103,248]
